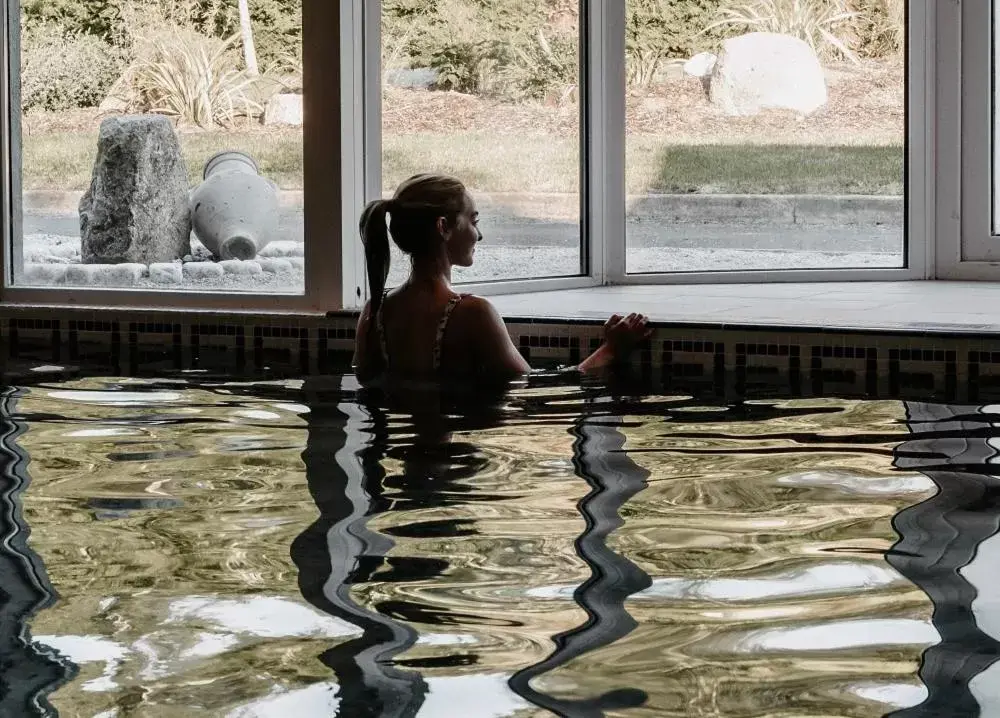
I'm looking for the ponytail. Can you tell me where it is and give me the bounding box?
[357,175,467,358]
[359,199,391,351]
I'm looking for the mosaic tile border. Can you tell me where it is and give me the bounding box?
[0,306,999,400]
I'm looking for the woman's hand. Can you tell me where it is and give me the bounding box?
[577,313,652,374]
[604,313,652,359]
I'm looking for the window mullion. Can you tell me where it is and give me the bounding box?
[335,0,372,310]
[587,0,626,285]
[907,0,935,278]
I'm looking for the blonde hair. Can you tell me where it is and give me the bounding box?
[358,173,468,352]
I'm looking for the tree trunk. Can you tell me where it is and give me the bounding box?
[238,0,260,76]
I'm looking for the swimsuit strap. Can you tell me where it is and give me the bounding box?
[432,294,465,372]
[375,292,389,368]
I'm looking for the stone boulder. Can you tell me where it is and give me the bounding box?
[80,115,191,264]
[684,52,717,79]
[263,94,303,126]
[709,32,827,117]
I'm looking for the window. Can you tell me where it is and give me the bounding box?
[376,1,586,288]
[623,1,907,275]
[0,0,343,311]
[353,0,931,302]
[950,0,1000,273]
[10,2,305,295]
[0,1,972,311]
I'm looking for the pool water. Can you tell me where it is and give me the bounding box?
[2,376,998,717]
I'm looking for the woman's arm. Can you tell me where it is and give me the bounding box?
[464,297,532,377]
[352,301,381,382]
[465,299,649,378]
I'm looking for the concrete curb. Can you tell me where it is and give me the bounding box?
[630,194,902,227]
[23,189,903,227]
[23,189,306,214]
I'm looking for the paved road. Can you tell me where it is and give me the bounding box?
[25,210,903,253]
[25,209,903,285]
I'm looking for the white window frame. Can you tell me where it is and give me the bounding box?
[615,0,935,285]
[342,0,936,309]
[940,0,1000,278]
[343,0,608,309]
[0,0,956,313]
[0,0,344,313]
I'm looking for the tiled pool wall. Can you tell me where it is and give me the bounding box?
[0,306,998,400]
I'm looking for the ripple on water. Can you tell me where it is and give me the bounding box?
[6,382,950,716]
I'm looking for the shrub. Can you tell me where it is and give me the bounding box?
[20,0,119,38]
[707,0,860,62]
[851,0,905,59]
[127,29,262,127]
[627,0,723,87]
[19,24,125,111]
[384,0,579,102]
[383,0,723,96]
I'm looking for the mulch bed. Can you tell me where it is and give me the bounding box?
[23,60,903,146]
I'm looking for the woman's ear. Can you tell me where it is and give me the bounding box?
[436,216,450,240]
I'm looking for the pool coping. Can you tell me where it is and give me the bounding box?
[0,301,995,403]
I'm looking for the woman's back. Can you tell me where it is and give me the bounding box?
[352,173,650,383]
[375,285,475,378]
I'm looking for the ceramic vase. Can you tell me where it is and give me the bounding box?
[190,151,279,260]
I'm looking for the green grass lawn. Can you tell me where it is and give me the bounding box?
[22,130,905,195]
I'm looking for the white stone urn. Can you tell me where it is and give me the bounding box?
[190,151,279,260]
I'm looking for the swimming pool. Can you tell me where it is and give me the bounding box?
[1,375,997,717]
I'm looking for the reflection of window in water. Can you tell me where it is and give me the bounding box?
[292,384,429,717]
[889,403,1000,717]
[508,399,652,715]
[292,380,653,716]
[0,389,77,715]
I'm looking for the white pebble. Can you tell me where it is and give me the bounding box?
[149,263,183,284]
[258,241,304,258]
[258,258,293,274]
[65,263,146,286]
[183,262,225,280]
[23,237,81,263]
[220,260,263,276]
[288,257,305,271]
[23,263,68,284]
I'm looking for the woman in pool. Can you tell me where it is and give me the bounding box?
[353,173,650,382]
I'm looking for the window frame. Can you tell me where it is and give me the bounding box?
[939,0,1000,278]
[613,0,933,285]
[0,0,344,313]
[345,0,935,308]
[0,1,958,314]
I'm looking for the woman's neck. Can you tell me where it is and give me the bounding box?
[407,255,452,289]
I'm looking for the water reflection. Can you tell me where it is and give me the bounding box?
[291,379,429,717]
[6,375,992,717]
[0,388,76,716]
[290,380,658,717]
[508,403,652,716]
[888,403,1000,718]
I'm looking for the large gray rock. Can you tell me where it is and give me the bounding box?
[709,32,827,117]
[80,115,191,264]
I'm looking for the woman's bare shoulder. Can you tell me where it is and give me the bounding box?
[455,293,497,315]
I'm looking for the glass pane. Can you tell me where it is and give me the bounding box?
[624,1,906,274]
[381,1,583,286]
[13,2,303,293]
